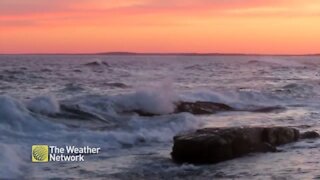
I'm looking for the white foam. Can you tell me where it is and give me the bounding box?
[26,95,60,115]
[0,95,62,133]
[113,80,178,114]
[0,95,31,130]
[0,144,27,178]
[80,113,202,149]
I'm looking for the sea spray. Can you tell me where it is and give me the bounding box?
[27,95,60,115]
[113,80,179,115]
[0,95,63,133]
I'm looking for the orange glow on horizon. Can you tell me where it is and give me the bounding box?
[0,0,320,54]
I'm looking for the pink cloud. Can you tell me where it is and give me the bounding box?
[0,0,307,16]
[1,0,319,27]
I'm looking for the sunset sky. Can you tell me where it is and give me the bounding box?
[0,0,320,54]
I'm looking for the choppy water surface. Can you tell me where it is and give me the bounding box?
[1,55,320,179]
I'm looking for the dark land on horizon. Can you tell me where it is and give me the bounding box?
[1,52,320,56]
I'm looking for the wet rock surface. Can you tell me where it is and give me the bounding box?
[300,131,320,139]
[175,101,234,114]
[171,126,318,164]
[132,101,284,116]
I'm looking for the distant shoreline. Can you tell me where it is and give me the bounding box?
[0,52,319,56]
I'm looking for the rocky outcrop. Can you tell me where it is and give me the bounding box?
[131,101,284,116]
[245,106,285,113]
[175,101,234,114]
[300,131,320,139]
[175,101,285,114]
[171,126,319,164]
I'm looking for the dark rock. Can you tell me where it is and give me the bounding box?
[104,82,129,88]
[175,101,234,114]
[84,61,109,66]
[175,101,283,115]
[262,126,300,145]
[248,106,285,113]
[130,110,162,117]
[128,101,234,116]
[300,131,320,139]
[171,126,300,164]
[73,69,82,73]
[124,101,284,116]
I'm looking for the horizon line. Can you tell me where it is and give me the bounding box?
[0,52,320,56]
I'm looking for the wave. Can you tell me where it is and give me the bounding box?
[0,84,294,178]
[0,85,288,134]
[0,144,28,179]
[112,81,178,115]
[0,95,62,133]
[0,93,204,178]
[27,96,60,115]
[0,95,39,131]
[0,92,202,146]
[0,84,292,145]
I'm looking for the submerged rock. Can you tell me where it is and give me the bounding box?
[171,126,317,164]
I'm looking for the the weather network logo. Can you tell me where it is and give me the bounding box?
[32,144,101,162]
[32,145,49,162]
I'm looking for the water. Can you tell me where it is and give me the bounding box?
[1,55,320,179]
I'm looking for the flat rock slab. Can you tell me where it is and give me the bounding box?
[175,101,234,114]
[130,101,285,116]
[171,126,317,164]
